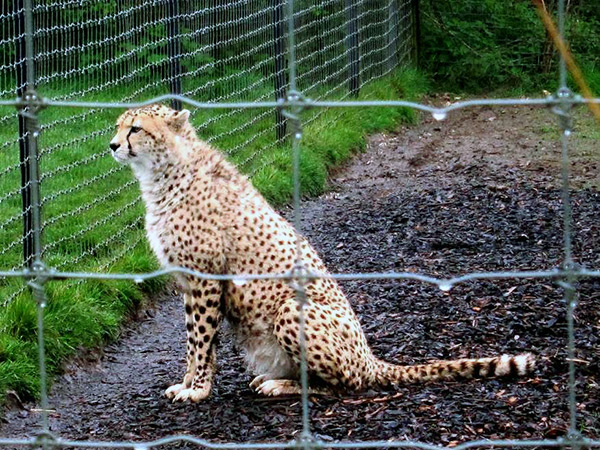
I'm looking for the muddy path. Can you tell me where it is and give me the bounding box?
[2,104,599,447]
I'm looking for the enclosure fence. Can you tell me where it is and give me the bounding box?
[0,0,600,448]
[0,0,416,306]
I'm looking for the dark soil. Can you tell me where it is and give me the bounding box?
[2,104,599,448]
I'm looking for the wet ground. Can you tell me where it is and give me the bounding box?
[2,103,599,448]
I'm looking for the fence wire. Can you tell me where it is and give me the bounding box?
[0,0,599,449]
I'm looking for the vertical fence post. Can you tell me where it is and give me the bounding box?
[345,0,360,97]
[272,0,287,140]
[18,0,50,436]
[387,0,399,71]
[412,0,420,67]
[167,0,182,110]
[15,0,35,268]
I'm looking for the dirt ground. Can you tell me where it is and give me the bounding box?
[1,101,599,448]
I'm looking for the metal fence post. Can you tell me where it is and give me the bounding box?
[15,0,36,268]
[412,0,420,66]
[167,0,183,110]
[345,0,360,97]
[273,0,287,140]
[17,0,50,436]
[387,0,399,72]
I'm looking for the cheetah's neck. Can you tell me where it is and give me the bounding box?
[133,138,215,205]
[137,163,195,216]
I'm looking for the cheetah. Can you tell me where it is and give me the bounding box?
[109,104,535,402]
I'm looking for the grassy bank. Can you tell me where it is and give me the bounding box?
[0,68,427,404]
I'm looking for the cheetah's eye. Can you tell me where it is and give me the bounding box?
[130,126,142,134]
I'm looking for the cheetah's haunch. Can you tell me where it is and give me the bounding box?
[109,104,535,402]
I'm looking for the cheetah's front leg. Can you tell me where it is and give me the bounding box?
[166,281,222,402]
[164,292,198,399]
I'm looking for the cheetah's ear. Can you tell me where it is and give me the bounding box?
[167,109,191,129]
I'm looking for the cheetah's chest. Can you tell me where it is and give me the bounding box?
[145,210,170,267]
[146,210,196,291]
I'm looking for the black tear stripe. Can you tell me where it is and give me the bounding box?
[126,127,138,156]
[125,126,161,157]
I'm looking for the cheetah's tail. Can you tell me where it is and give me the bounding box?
[375,353,535,385]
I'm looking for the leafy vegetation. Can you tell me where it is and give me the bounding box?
[420,0,600,92]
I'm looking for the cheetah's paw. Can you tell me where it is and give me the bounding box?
[172,386,211,403]
[256,379,301,397]
[249,374,272,389]
[164,383,186,399]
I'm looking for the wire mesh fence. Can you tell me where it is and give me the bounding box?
[0,0,415,306]
[0,0,599,448]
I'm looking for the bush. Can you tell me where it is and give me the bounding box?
[420,0,600,92]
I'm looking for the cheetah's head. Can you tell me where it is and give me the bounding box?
[109,104,194,171]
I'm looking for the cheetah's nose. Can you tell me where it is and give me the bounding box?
[110,142,120,152]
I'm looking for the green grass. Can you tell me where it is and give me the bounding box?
[0,67,427,404]
[535,105,600,190]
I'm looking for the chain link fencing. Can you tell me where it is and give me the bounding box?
[0,0,599,448]
[0,0,416,306]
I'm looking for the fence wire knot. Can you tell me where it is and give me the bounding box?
[287,263,311,297]
[295,432,320,450]
[24,261,50,281]
[286,90,309,112]
[552,87,574,131]
[33,431,57,447]
[283,90,310,138]
[17,89,46,123]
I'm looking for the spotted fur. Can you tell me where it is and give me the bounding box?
[109,104,535,402]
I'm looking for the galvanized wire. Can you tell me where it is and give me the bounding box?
[1,266,599,286]
[1,436,600,450]
[0,0,598,449]
[4,93,600,110]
